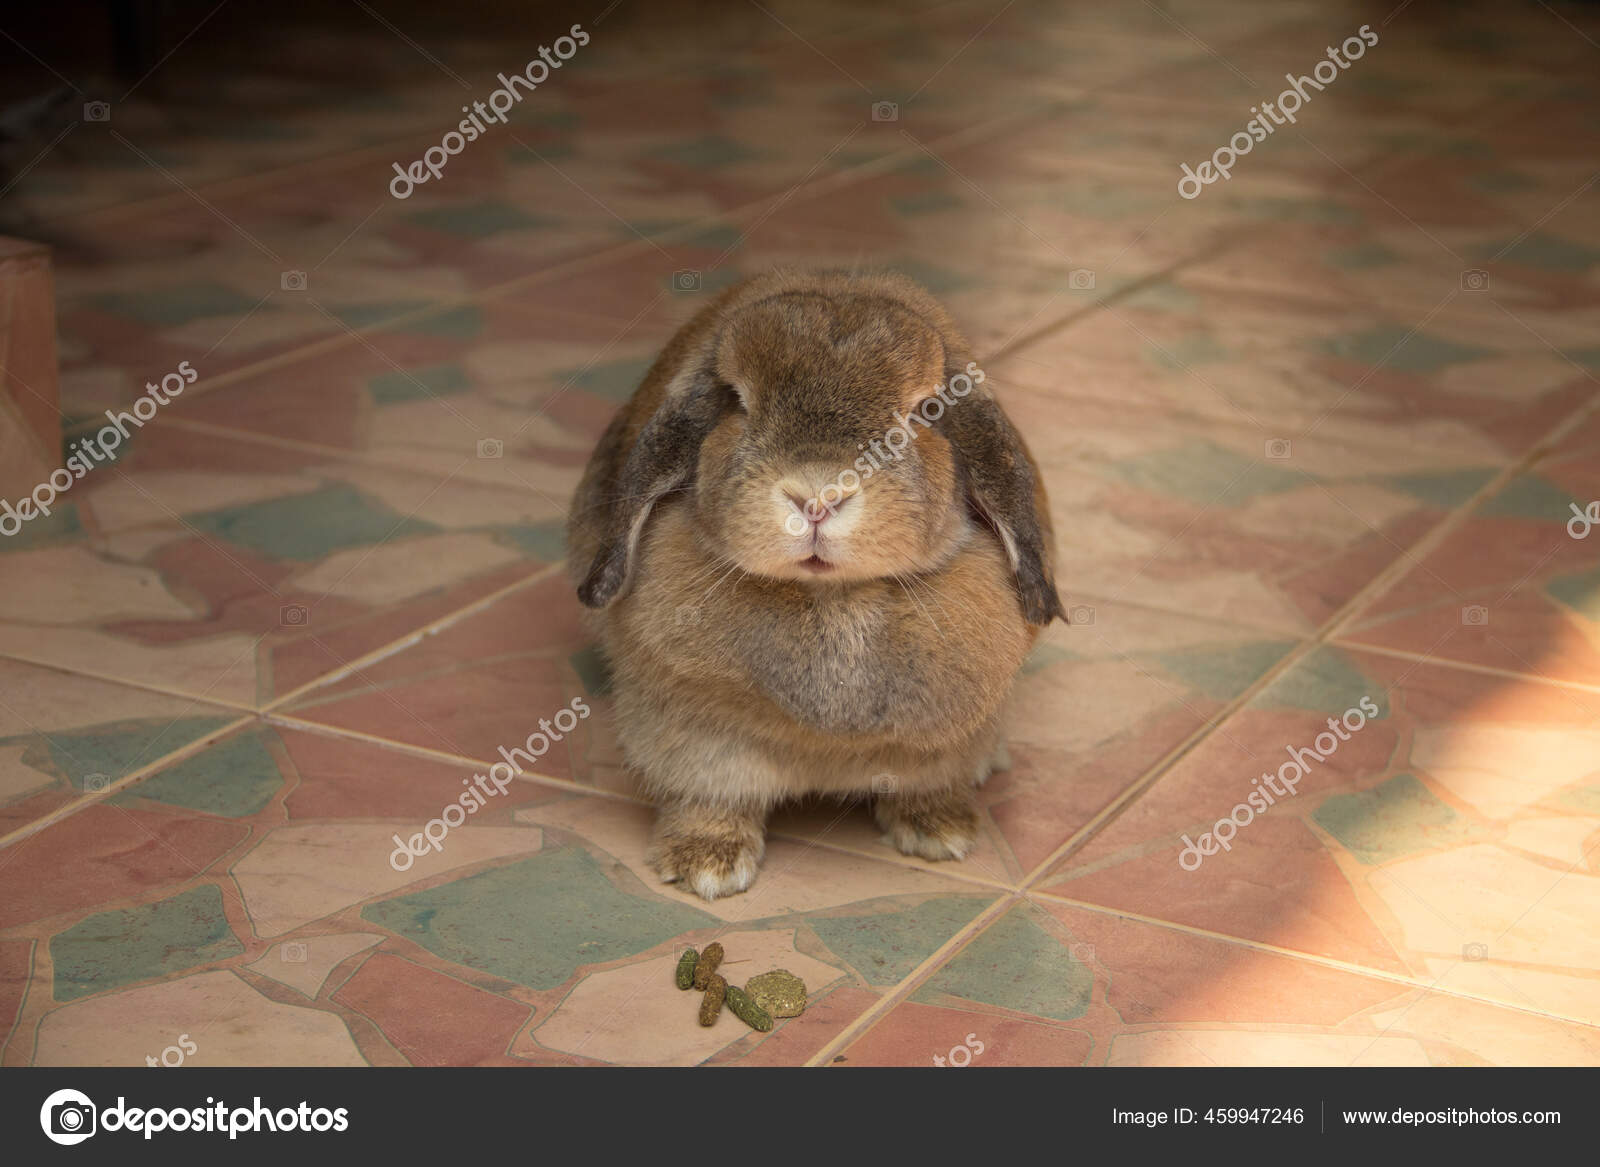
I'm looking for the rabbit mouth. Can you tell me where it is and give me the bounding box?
[797,555,834,573]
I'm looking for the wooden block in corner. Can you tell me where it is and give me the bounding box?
[0,236,61,508]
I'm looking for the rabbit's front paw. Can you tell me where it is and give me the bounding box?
[647,809,766,901]
[875,787,979,861]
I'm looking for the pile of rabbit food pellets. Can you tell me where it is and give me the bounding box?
[676,943,808,1032]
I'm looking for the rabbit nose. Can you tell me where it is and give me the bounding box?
[784,490,847,524]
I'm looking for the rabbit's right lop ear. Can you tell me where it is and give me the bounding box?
[940,376,1065,627]
[576,368,724,609]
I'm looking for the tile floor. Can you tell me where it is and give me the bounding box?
[1,0,1598,1066]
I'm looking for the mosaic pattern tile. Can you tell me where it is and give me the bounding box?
[1040,648,1600,1026]
[4,0,1598,1066]
[839,901,1600,1066]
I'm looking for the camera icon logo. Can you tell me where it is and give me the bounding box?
[1068,268,1096,291]
[1068,604,1096,626]
[871,100,899,122]
[281,941,309,963]
[1462,942,1488,961]
[1068,941,1096,963]
[672,269,702,293]
[1461,604,1489,627]
[82,101,110,122]
[870,772,899,795]
[1460,269,1489,291]
[40,1088,97,1145]
[476,438,503,459]
[1265,438,1292,460]
[280,604,308,627]
[83,772,110,794]
[673,603,701,627]
[280,270,307,292]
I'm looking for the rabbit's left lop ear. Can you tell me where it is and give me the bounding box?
[938,362,1065,626]
[576,364,725,609]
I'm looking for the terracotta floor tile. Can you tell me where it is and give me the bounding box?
[1040,648,1600,1024]
[842,900,1600,1065]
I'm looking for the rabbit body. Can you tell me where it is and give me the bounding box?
[569,270,1062,898]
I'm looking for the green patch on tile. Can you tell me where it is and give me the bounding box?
[568,644,612,697]
[1144,333,1229,369]
[1560,347,1600,371]
[1477,474,1580,522]
[330,301,432,330]
[1236,198,1361,225]
[335,302,482,340]
[407,201,552,239]
[646,135,759,169]
[0,502,82,550]
[1555,784,1600,815]
[553,357,653,403]
[886,260,973,297]
[505,140,577,164]
[1254,647,1387,718]
[809,896,993,986]
[1153,640,1295,702]
[1057,184,1158,220]
[1370,468,1496,510]
[405,305,484,340]
[1323,325,1488,373]
[111,731,282,818]
[7,715,237,791]
[1313,774,1476,864]
[367,361,473,406]
[1468,170,1539,194]
[675,223,745,253]
[1326,241,1399,269]
[1546,564,1600,622]
[50,885,243,1001]
[1478,233,1600,273]
[89,284,265,328]
[361,846,714,989]
[1348,73,1421,99]
[185,484,440,561]
[1122,281,1199,312]
[890,189,963,217]
[911,905,1093,1021]
[1109,438,1308,506]
[890,155,943,178]
[488,520,568,561]
[1022,641,1078,675]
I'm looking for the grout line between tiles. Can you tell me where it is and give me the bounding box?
[1024,889,1600,1035]
[0,714,258,855]
[257,560,569,714]
[257,712,632,804]
[1329,638,1600,698]
[0,650,258,714]
[805,892,1021,1066]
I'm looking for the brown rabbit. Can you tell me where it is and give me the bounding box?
[567,269,1063,899]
